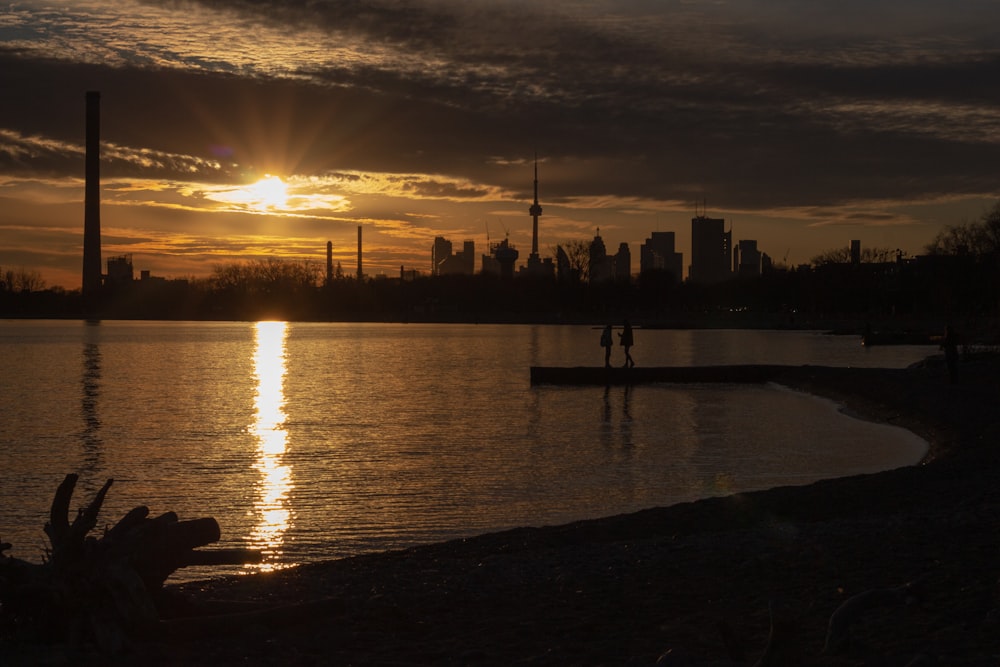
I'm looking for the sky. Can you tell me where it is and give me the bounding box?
[2,0,1000,288]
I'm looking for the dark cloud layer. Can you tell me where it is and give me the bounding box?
[2,0,1000,284]
[5,1,1000,208]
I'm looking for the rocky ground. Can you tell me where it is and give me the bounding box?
[10,354,1000,666]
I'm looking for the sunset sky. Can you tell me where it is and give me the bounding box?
[2,0,1000,288]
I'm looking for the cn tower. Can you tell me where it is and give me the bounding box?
[528,154,542,257]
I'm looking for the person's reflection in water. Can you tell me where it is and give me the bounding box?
[601,385,634,450]
[600,324,614,368]
[620,385,634,451]
[599,384,614,450]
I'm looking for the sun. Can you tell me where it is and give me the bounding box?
[247,175,288,211]
[206,175,291,213]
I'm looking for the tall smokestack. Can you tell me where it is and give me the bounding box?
[356,225,362,281]
[82,91,102,299]
[326,241,333,285]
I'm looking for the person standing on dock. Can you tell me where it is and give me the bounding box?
[600,324,614,368]
[619,319,635,368]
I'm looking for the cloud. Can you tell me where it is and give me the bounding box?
[5,1,1000,208]
[806,210,917,228]
[3,0,1000,285]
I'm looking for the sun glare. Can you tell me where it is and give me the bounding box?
[249,320,293,572]
[249,175,288,211]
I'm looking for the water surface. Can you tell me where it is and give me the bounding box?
[0,321,930,580]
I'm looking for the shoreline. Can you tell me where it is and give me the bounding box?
[767,380,931,467]
[18,357,1000,665]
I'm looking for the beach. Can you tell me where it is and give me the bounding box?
[13,355,1000,666]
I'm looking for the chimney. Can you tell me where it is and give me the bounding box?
[82,91,102,299]
[326,241,333,285]
[357,225,362,281]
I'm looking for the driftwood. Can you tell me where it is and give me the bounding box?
[0,473,261,652]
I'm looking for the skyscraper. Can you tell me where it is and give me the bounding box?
[589,229,611,283]
[640,231,683,282]
[734,239,762,277]
[613,242,631,281]
[688,215,731,284]
[461,240,475,275]
[432,236,452,275]
[434,238,476,275]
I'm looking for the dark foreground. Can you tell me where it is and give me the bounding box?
[12,356,1000,666]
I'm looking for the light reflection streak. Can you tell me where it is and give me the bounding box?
[248,321,293,572]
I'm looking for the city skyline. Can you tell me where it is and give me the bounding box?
[2,1,1000,289]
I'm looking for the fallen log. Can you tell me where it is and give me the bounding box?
[1,474,263,652]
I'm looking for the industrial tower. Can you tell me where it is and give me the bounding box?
[82,91,102,302]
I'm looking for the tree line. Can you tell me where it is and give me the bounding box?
[0,266,48,293]
[925,201,1000,257]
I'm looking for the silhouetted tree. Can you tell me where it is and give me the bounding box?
[210,258,320,294]
[810,246,896,266]
[207,258,321,319]
[560,239,590,282]
[809,247,851,265]
[1,266,47,292]
[926,201,1000,257]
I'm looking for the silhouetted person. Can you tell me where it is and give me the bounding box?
[600,324,613,368]
[619,319,635,368]
[942,324,960,384]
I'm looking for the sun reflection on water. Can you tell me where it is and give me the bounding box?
[248,321,293,572]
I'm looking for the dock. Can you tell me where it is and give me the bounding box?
[530,365,787,386]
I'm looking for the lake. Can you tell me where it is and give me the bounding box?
[0,320,931,581]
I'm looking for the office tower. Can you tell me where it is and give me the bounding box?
[640,231,683,282]
[689,215,731,284]
[589,229,611,283]
[432,236,452,275]
[735,239,762,277]
[613,242,631,281]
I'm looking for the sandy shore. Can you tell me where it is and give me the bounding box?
[24,355,1000,665]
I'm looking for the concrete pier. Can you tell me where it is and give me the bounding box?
[529,365,787,386]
